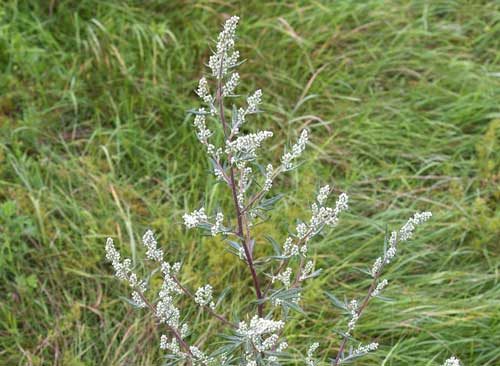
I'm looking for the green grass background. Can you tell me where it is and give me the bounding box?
[1,0,499,365]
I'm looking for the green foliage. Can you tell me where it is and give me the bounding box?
[0,1,498,365]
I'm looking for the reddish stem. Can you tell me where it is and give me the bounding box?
[215,62,264,317]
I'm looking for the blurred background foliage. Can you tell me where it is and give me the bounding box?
[0,0,498,365]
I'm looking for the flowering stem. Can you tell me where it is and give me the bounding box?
[263,225,314,297]
[135,290,193,362]
[241,167,282,214]
[331,269,382,365]
[216,63,264,318]
[171,276,236,328]
[213,157,231,184]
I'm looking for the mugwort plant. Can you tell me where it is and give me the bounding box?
[105,16,462,366]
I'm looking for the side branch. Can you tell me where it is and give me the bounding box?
[332,269,381,365]
[171,276,236,328]
[136,290,193,362]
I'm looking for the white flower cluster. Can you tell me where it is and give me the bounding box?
[263,164,274,192]
[214,164,226,181]
[208,16,240,79]
[196,77,215,112]
[347,299,359,335]
[399,211,432,241]
[371,256,383,278]
[282,236,299,257]
[238,316,285,353]
[282,129,309,170]
[230,89,263,136]
[105,238,131,281]
[371,279,388,297]
[105,232,187,320]
[192,109,224,166]
[160,334,181,353]
[371,211,432,277]
[189,345,213,365]
[238,316,285,337]
[183,208,226,236]
[105,238,147,308]
[142,229,163,262]
[316,185,330,206]
[277,341,288,353]
[237,167,253,208]
[353,342,378,355]
[443,356,461,366]
[159,334,214,366]
[222,72,240,96]
[246,89,262,114]
[305,342,320,366]
[225,130,273,164]
[194,284,215,309]
[156,262,183,328]
[310,191,349,230]
[294,189,349,254]
[211,212,224,236]
[130,291,146,308]
[272,267,292,288]
[193,110,213,142]
[183,208,208,228]
[299,260,316,281]
[153,259,215,363]
[231,108,246,136]
[384,231,398,264]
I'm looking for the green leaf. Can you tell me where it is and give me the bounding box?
[325,291,347,310]
[264,235,282,256]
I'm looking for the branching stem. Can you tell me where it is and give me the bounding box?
[216,59,264,317]
[332,266,383,365]
[135,290,193,364]
[171,276,236,328]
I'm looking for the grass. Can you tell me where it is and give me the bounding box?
[0,0,499,365]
